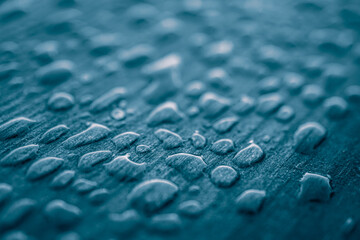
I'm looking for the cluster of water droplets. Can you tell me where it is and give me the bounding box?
[1,0,360,239]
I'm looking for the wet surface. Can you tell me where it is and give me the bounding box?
[0,0,360,239]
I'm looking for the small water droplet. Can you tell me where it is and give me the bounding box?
[294,122,326,154]
[211,139,234,155]
[166,153,207,180]
[298,173,332,202]
[210,165,238,188]
[154,129,183,149]
[128,179,178,214]
[44,200,82,227]
[236,189,266,214]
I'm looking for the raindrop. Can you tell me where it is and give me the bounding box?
[44,200,82,227]
[236,189,266,214]
[0,145,39,166]
[211,139,234,155]
[154,129,183,149]
[298,173,332,202]
[40,125,69,144]
[104,155,146,181]
[210,165,238,188]
[63,123,110,149]
[0,117,36,140]
[128,179,178,214]
[78,150,112,172]
[26,157,64,181]
[165,153,207,180]
[294,122,326,154]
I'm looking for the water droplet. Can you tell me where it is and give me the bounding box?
[206,68,232,91]
[236,189,266,214]
[0,1,28,22]
[78,150,112,172]
[109,209,142,235]
[37,60,74,85]
[294,122,326,154]
[51,170,75,189]
[119,44,154,68]
[90,87,127,113]
[262,135,271,143]
[57,232,81,240]
[187,106,200,117]
[345,85,360,103]
[178,200,203,218]
[79,94,93,106]
[128,179,178,214]
[0,117,36,140]
[256,93,284,115]
[185,81,206,98]
[276,105,295,123]
[144,80,179,104]
[148,213,182,233]
[199,92,230,119]
[0,183,12,205]
[0,198,36,228]
[191,131,206,149]
[44,200,82,227]
[298,173,332,202]
[155,18,182,43]
[33,41,59,65]
[142,54,181,78]
[323,63,347,91]
[323,97,348,119]
[180,0,203,16]
[48,92,75,111]
[283,73,305,94]
[233,95,256,115]
[341,217,356,236]
[258,76,281,94]
[301,84,325,105]
[26,157,64,181]
[154,129,183,149]
[63,123,110,149]
[136,145,151,154]
[310,29,351,54]
[111,109,126,120]
[202,40,234,64]
[228,57,265,77]
[165,153,207,180]
[210,165,238,188]
[46,9,80,34]
[147,102,184,127]
[232,143,265,168]
[340,7,360,29]
[88,188,110,205]
[2,230,31,240]
[112,132,140,151]
[302,56,325,78]
[1,144,39,166]
[211,139,234,155]
[89,34,119,57]
[104,155,146,181]
[188,185,200,195]
[40,125,70,144]
[258,45,285,69]
[142,55,181,104]
[189,32,209,53]
[8,77,24,89]
[213,117,239,134]
[72,179,98,194]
